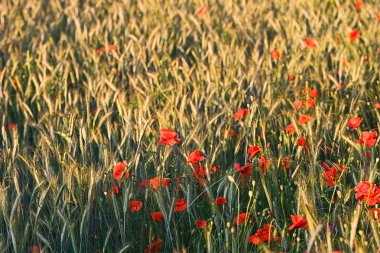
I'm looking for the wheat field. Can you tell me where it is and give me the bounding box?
[0,0,380,252]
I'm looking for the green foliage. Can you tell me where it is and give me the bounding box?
[0,0,379,252]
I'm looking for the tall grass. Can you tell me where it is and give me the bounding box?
[0,0,379,252]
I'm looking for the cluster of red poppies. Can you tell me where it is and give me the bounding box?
[109,104,378,251]
[354,181,380,206]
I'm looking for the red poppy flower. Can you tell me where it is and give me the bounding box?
[288,215,308,230]
[369,208,380,222]
[144,238,163,253]
[196,6,208,15]
[308,89,318,98]
[188,150,205,164]
[191,170,206,185]
[158,129,181,146]
[174,198,187,212]
[376,13,380,21]
[324,147,333,155]
[354,181,380,206]
[293,100,303,110]
[129,200,143,212]
[297,114,312,125]
[271,49,284,59]
[354,181,371,198]
[298,136,306,146]
[193,164,207,176]
[215,197,228,206]
[324,167,339,187]
[151,212,164,222]
[323,163,346,187]
[280,156,290,170]
[195,220,207,229]
[150,177,170,189]
[140,179,149,189]
[285,124,297,135]
[96,44,117,54]
[306,98,315,107]
[234,162,252,177]
[357,131,377,148]
[235,213,250,226]
[259,156,270,175]
[287,74,296,82]
[191,164,217,183]
[7,122,16,132]
[349,30,360,42]
[248,146,261,159]
[304,37,316,48]
[113,161,128,180]
[337,163,347,173]
[234,108,249,121]
[30,245,42,253]
[375,103,380,109]
[248,224,281,245]
[208,164,219,174]
[113,184,120,196]
[355,0,364,9]
[229,129,237,137]
[347,117,362,130]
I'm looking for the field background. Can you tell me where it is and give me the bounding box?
[0,0,379,252]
